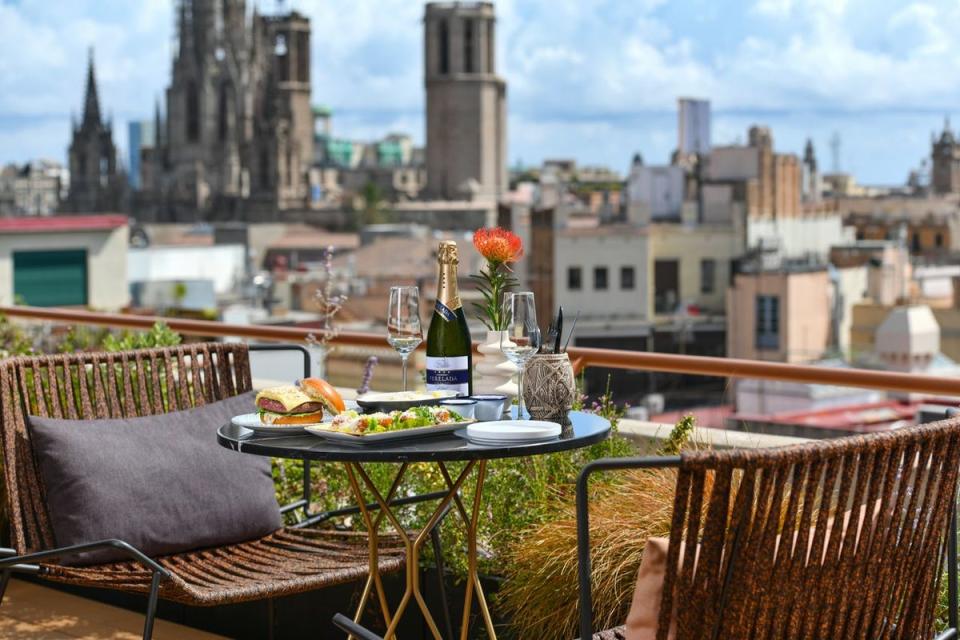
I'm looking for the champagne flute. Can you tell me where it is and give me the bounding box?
[501,292,542,419]
[387,286,423,391]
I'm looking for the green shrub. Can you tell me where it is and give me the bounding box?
[0,313,36,359]
[101,322,182,351]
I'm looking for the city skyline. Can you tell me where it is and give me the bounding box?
[1,0,959,184]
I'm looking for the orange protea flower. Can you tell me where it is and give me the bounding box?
[473,227,523,264]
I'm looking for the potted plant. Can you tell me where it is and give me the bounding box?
[471,227,524,396]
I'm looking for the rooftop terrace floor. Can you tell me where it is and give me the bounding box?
[0,579,225,640]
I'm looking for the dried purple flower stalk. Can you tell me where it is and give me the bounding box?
[357,356,379,395]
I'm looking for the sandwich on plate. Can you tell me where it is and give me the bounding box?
[255,378,344,425]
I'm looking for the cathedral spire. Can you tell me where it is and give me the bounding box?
[154,96,163,147]
[82,47,102,129]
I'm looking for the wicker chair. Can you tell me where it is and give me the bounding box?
[577,416,960,640]
[0,343,439,639]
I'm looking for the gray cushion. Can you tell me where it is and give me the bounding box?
[28,391,281,565]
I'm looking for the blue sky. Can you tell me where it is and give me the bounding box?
[1,0,959,185]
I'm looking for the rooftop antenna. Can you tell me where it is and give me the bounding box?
[830,131,841,174]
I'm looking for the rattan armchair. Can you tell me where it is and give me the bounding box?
[0,342,441,639]
[577,416,960,640]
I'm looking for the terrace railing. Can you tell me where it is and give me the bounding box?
[4,305,960,398]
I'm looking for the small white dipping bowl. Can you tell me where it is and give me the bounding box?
[468,394,509,421]
[438,398,477,420]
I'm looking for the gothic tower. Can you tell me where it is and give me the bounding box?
[161,0,313,220]
[248,10,314,211]
[165,0,249,218]
[64,49,122,213]
[424,2,506,201]
[931,117,960,195]
[802,138,821,203]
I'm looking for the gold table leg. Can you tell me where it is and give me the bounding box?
[344,463,408,638]
[350,461,477,640]
[437,461,496,640]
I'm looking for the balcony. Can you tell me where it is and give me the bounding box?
[2,304,959,640]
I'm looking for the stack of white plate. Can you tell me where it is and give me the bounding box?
[461,420,561,445]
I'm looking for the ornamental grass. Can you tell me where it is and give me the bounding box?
[499,417,700,639]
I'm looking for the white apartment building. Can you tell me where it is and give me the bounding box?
[553,226,649,340]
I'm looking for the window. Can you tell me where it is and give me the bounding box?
[700,259,716,294]
[620,266,635,290]
[438,20,450,74]
[259,148,270,189]
[654,259,679,314]
[936,232,945,248]
[463,18,474,73]
[186,81,199,142]
[296,31,310,82]
[276,34,289,82]
[911,232,921,253]
[567,266,582,291]
[218,82,229,142]
[594,267,608,290]
[486,20,494,73]
[756,295,780,350]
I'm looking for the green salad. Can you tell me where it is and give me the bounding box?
[329,405,466,435]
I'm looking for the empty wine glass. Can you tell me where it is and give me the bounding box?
[387,286,423,391]
[501,292,542,419]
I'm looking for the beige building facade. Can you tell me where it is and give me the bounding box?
[647,220,744,319]
[727,268,832,363]
[553,226,650,339]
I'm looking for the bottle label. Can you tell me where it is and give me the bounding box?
[425,356,470,396]
[435,301,456,322]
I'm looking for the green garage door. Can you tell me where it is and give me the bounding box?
[13,250,88,307]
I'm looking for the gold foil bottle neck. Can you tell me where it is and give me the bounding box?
[437,241,459,265]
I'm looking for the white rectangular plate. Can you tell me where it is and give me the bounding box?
[304,420,474,445]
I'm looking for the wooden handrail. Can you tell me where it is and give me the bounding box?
[4,305,960,397]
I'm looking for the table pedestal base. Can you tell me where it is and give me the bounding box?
[343,460,496,640]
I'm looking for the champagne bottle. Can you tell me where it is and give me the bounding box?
[426,241,473,396]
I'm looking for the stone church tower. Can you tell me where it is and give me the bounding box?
[154,0,313,220]
[423,2,506,202]
[64,49,123,213]
[931,118,960,195]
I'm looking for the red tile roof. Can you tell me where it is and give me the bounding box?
[0,215,127,234]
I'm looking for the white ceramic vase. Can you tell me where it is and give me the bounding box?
[474,329,519,400]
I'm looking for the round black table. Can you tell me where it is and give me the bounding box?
[217,410,611,640]
[217,409,611,462]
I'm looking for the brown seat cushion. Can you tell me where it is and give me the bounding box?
[624,537,677,640]
[28,391,281,565]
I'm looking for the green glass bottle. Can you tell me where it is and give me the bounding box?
[426,240,473,396]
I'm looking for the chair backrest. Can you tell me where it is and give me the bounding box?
[0,342,252,554]
[659,416,960,640]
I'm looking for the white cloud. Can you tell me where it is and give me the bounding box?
[752,0,795,18]
[2,0,960,184]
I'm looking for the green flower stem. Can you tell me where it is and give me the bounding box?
[471,260,518,331]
